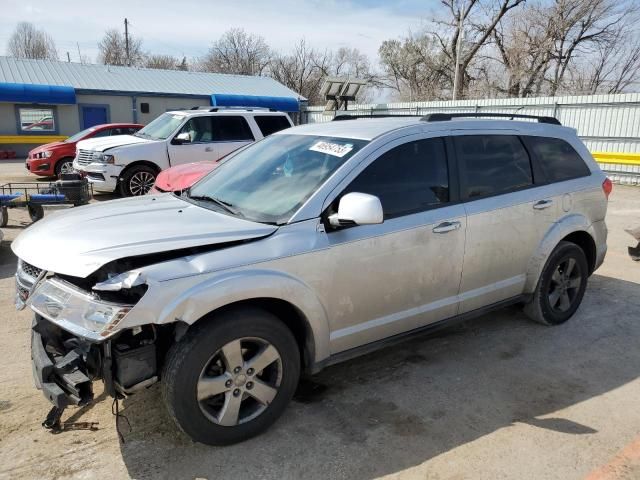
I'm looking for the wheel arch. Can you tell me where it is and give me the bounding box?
[153,269,331,372]
[524,214,598,293]
[119,160,162,177]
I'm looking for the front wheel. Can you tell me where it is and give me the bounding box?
[524,241,589,325]
[162,308,301,445]
[119,165,157,196]
[54,158,75,177]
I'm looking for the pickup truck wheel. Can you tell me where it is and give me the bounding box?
[162,308,300,445]
[119,165,157,196]
[524,241,588,325]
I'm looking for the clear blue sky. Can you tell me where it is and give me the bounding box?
[0,0,441,63]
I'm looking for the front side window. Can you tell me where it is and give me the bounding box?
[187,134,368,224]
[177,117,214,143]
[455,135,533,199]
[135,113,185,140]
[212,116,254,141]
[344,138,449,219]
[524,136,590,183]
[254,115,291,137]
[18,107,55,132]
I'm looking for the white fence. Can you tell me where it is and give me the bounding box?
[301,93,640,155]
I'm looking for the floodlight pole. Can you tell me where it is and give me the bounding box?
[124,18,131,66]
[452,15,465,101]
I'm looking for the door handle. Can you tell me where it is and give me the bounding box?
[533,199,553,210]
[204,146,213,152]
[433,221,461,234]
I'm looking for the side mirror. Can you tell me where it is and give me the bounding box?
[173,132,191,144]
[328,192,384,227]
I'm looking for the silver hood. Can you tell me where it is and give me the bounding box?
[12,194,277,278]
[76,134,154,153]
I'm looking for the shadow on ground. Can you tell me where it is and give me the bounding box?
[112,273,640,480]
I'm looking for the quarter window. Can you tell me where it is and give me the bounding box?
[212,116,254,141]
[455,135,533,199]
[254,115,291,137]
[18,107,55,133]
[345,138,449,219]
[524,136,590,182]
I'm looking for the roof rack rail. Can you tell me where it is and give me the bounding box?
[332,114,423,121]
[188,106,277,112]
[421,112,561,125]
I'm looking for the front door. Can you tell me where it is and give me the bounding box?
[212,116,255,159]
[167,116,218,166]
[81,105,108,129]
[325,136,467,353]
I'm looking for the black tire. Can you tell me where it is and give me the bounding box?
[162,307,301,445]
[118,164,157,197]
[0,207,7,227]
[54,157,74,177]
[28,204,44,223]
[524,240,589,325]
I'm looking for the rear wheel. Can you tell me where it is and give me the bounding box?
[54,157,74,177]
[524,241,589,325]
[119,165,157,196]
[162,308,300,445]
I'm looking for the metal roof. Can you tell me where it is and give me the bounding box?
[0,56,304,100]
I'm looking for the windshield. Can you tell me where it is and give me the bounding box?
[65,127,96,143]
[135,113,185,140]
[187,134,368,224]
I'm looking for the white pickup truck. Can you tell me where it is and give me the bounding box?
[73,108,293,196]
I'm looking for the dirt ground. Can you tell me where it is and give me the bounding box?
[1,159,639,480]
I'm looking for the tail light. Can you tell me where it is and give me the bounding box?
[602,178,612,199]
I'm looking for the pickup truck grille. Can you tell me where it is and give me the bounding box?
[75,149,94,166]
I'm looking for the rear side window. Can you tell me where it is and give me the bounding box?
[524,136,590,182]
[345,138,449,219]
[254,115,291,137]
[455,135,533,199]
[212,116,254,142]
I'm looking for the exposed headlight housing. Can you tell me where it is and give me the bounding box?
[43,150,53,158]
[29,278,132,341]
[93,153,115,164]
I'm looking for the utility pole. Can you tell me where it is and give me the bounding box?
[76,43,82,63]
[124,18,130,66]
[66,52,71,62]
[452,15,465,101]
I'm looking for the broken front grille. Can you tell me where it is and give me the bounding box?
[15,259,45,309]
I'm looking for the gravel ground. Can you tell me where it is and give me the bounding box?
[0,160,639,480]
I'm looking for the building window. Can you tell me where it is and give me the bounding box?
[17,107,56,133]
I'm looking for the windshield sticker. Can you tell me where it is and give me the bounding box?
[309,141,354,158]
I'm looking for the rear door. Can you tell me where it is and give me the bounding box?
[167,116,218,166]
[325,135,467,353]
[454,133,553,313]
[213,116,256,159]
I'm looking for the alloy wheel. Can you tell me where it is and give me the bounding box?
[547,257,582,313]
[197,337,283,426]
[129,171,155,195]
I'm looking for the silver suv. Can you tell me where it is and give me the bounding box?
[13,113,610,445]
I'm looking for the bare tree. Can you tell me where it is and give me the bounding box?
[201,28,271,75]
[269,39,330,104]
[378,34,450,100]
[145,54,180,70]
[7,22,58,60]
[97,28,145,66]
[435,0,526,98]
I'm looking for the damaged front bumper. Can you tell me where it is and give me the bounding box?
[31,314,158,410]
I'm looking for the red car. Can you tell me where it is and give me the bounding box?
[150,160,218,194]
[26,123,143,177]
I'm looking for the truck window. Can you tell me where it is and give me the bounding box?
[212,116,254,142]
[254,115,291,137]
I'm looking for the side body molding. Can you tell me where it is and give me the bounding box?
[155,269,331,364]
[523,213,598,293]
